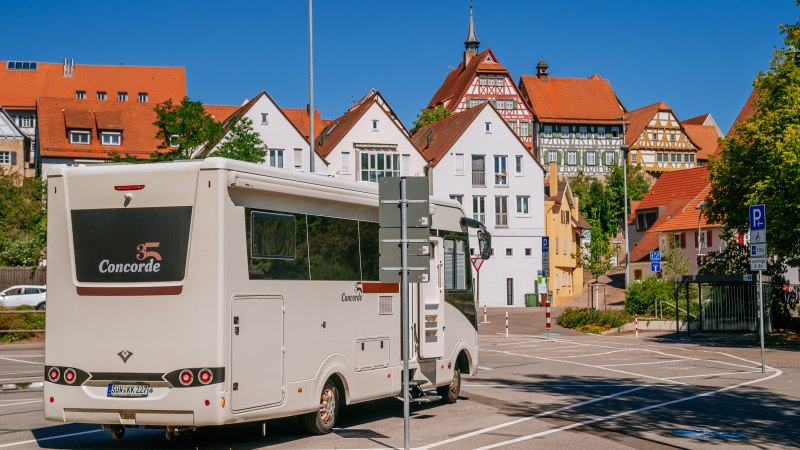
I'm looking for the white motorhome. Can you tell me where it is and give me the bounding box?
[43,158,486,440]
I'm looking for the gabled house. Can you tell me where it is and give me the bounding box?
[647,184,723,276]
[0,59,186,174]
[626,167,710,279]
[728,89,757,136]
[424,6,535,148]
[316,89,426,182]
[198,91,327,173]
[412,102,545,307]
[681,114,723,166]
[625,102,699,175]
[282,108,328,142]
[204,104,240,123]
[0,107,32,179]
[543,163,590,305]
[519,62,627,178]
[36,98,162,171]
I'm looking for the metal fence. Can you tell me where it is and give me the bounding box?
[674,275,772,337]
[0,267,47,291]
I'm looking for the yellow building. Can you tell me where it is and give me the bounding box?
[544,162,589,306]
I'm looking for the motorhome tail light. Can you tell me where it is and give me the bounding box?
[63,368,76,384]
[179,369,193,386]
[114,185,145,191]
[198,369,213,385]
[48,367,60,383]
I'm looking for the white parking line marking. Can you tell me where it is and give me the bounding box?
[553,350,631,359]
[473,366,783,449]
[0,357,43,365]
[477,366,494,371]
[601,359,689,367]
[0,429,102,449]
[421,386,648,449]
[0,398,40,403]
[662,370,768,380]
[464,383,655,388]
[0,376,41,383]
[0,371,40,377]
[0,355,44,358]
[0,400,41,408]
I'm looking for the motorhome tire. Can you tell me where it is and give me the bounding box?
[302,378,340,435]
[437,368,460,403]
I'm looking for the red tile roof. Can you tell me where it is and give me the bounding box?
[634,166,710,211]
[204,104,239,123]
[519,73,626,123]
[728,89,757,136]
[315,92,377,158]
[624,101,670,144]
[0,61,186,109]
[37,97,162,160]
[426,49,502,110]
[628,233,660,263]
[682,113,712,126]
[411,103,488,166]
[648,184,719,233]
[681,123,720,161]
[282,108,326,141]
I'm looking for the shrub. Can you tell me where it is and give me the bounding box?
[557,307,631,333]
[625,277,673,316]
[0,306,45,343]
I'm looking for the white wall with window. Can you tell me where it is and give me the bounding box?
[426,105,545,307]
[205,92,325,173]
[323,100,426,183]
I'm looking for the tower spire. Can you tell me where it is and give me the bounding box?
[464,2,480,52]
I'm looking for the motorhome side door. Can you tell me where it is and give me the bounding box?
[418,237,444,359]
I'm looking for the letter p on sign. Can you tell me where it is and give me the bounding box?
[749,204,766,231]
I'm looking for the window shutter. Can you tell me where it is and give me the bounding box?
[494,100,502,109]
[614,151,619,165]
[10,152,17,166]
[681,233,686,249]
[694,232,699,248]
[513,99,518,110]
[556,150,562,164]
[707,230,712,248]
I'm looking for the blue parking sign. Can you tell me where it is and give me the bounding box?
[651,262,661,272]
[749,204,766,230]
[650,251,661,261]
[542,237,550,253]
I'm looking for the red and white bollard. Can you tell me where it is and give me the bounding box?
[635,314,639,338]
[484,304,487,324]
[505,312,509,339]
[545,300,551,339]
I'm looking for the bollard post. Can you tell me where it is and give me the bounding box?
[545,300,551,339]
[635,313,639,338]
[484,304,487,324]
[505,312,509,339]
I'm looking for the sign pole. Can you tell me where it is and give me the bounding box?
[758,270,765,373]
[400,178,410,450]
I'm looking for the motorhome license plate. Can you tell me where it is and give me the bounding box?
[107,384,150,398]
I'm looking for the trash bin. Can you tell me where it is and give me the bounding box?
[525,293,537,307]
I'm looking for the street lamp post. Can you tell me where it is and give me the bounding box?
[696,200,706,272]
[620,116,630,289]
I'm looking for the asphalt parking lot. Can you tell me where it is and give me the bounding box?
[1,308,798,449]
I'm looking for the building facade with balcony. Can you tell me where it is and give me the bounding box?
[412,102,545,307]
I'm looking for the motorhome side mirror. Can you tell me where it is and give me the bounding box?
[478,230,491,260]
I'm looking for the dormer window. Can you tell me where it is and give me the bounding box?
[69,130,90,144]
[138,92,148,102]
[101,131,121,146]
[96,91,107,101]
[75,91,86,100]
[118,91,128,101]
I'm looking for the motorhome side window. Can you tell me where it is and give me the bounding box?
[307,215,361,281]
[250,212,296,259]
[443,237,468,291]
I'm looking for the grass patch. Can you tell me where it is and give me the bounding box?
[557,307,631,333]
[0,305,45,343]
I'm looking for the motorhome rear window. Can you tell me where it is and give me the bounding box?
[71,207,192,283]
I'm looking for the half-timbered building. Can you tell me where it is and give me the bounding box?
[519,60,626,178]
[625,102,699,175]
[424,6,535,148]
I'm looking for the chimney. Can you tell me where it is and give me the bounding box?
[573,195,580,217]
[70,58,75,77]
[63,58,68,77]
[548,162,558,199]
[536,58,549,82]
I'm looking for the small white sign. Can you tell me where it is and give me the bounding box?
[750,229,766,244]
[750,243,767,257]
[750,258,768,271]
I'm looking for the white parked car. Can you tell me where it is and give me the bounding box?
[0,285,46,310]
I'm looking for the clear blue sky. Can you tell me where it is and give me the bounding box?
[6,1,798,134]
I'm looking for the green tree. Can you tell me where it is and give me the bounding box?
[152,97,223,161]
[412,106,451,133]
[606,164,651,232]
[569,172,615,235]
[0,171,46,266]
[578,220,614,283]
[706,14,800,265]
[661,238,689,280]
[213,117,267,163]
